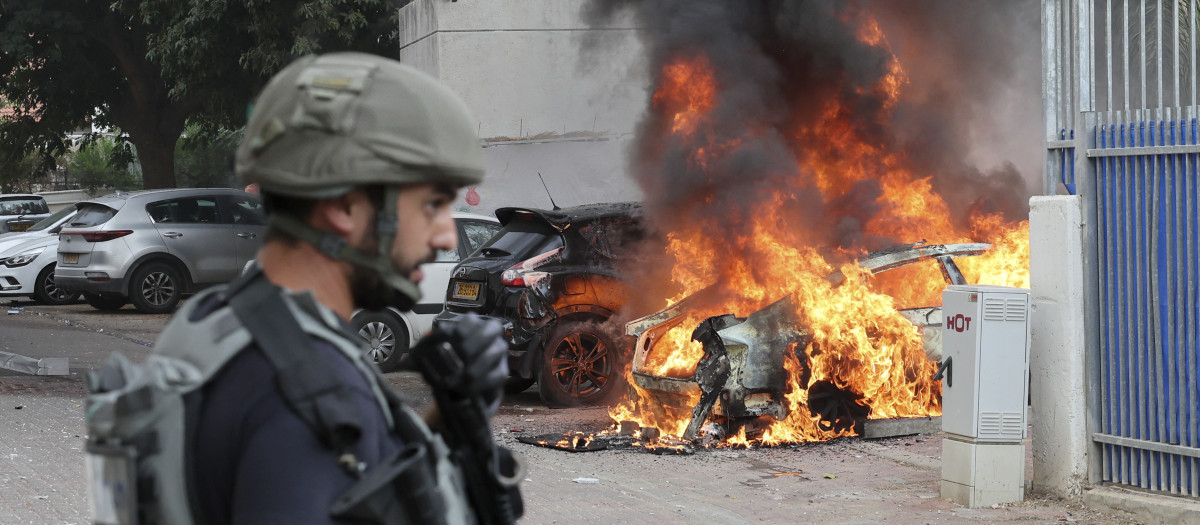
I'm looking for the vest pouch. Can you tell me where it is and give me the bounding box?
[85,442,139,525]
[331,443,448,524]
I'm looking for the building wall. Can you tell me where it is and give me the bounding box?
[37,189,99,213]
[398,0,648,213]
[452,137,643,214]
[399,0,646,140]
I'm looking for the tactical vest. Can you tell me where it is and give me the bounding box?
[84,269,476,524]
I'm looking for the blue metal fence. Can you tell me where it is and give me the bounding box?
[1059,129,1078,194]
[1091,110,1200,497]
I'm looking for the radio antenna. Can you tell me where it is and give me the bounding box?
[537,172,561,211]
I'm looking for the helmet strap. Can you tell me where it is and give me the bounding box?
[268,196,423,311]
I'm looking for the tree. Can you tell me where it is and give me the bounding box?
[67,136,141,194]
[0,0,404,189]
[175,124,243,189]
[0,149,50,194]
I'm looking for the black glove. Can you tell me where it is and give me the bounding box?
[413,313,509,410]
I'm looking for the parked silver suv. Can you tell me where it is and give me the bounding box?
[55,188,265,313]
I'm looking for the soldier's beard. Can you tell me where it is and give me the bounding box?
[348,244,428,313]
[349,264,395,312]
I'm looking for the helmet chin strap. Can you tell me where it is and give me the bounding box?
[268,187,423,311]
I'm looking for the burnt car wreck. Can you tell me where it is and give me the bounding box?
[624,242,990,443]
[437,202,644,407]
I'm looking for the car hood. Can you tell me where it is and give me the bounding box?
[0,231,55,254]
[0,231,57,256]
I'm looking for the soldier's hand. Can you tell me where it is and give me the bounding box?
[415,313,508,407]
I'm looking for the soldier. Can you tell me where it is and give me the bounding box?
[151,52,520,524]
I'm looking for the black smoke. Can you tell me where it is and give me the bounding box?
[586,0,1039,250]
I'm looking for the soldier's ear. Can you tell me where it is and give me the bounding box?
[310,189,371,239]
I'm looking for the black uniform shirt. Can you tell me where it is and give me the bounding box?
[192,323,401,524]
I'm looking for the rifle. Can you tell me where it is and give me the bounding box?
[410,334,525,525]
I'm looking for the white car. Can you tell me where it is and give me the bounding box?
[0,206,83,305]
[352,211,501,371]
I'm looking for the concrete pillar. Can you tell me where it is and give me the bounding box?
[1028,195,1090,497]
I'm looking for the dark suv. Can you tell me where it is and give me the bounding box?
[434,202,643,407]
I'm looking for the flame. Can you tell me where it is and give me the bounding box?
[653,54,717,137]
[610,12,1030,447]
[554,432,594,450]
[643,319,704,377]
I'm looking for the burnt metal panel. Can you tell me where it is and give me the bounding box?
[858,243,991,274]
[0,351,69,376]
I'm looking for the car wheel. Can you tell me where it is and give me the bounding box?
[32,264,80,305]
[129,262,183,314]
[538,319,625,408]
[84,292,127,311]
[354,311,409,373]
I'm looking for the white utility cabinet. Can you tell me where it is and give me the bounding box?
[939,284,1031,508]
[941,285,1031,441]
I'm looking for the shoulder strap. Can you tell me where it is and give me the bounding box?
[224,270,364,466]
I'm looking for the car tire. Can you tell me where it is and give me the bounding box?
[128,262,183,314]
[538,319,625,408]
[84,292,127,311]
[354,311,409,373]
[32,264,80,305]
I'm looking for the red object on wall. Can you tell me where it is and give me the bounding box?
[465,186,481,206]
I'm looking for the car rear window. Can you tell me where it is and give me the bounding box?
[27,206,78,232]
[68,203,118,228]
[579,218,643,259]
[478,220,562,259]
[462,220,502,255]
[0,197,49,215]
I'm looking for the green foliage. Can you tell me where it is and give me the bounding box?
[67,136,141,194]
[0,0,407,189]
[0,150,51,194]
[175,125,244,188]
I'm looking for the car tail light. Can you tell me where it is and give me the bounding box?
[501,264,525,286]
[63,230,134,242]
[501,247,564,287]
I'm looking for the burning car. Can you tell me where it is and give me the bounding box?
[435,202,644,407]
[623,242,989,442]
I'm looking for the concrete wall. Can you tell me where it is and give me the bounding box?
[398,0,647,140]
[398,0,648,214]
[453,136,643,214]
[37,189,100,213]
[1028,195,1090,497]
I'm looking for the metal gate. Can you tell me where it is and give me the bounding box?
[1044,0,1199,498]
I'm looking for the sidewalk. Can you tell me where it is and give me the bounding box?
[0,370,1145,525]
[0,373,90,524]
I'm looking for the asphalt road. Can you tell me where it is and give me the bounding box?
[0,297,1137,524]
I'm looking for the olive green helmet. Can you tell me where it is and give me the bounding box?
[236,52,486,310]
[237,52,485,195]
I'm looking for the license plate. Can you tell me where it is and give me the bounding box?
[64,253,79,264]
[452,282,480,300]
[9,224,29,231]
[85,444,138,525]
